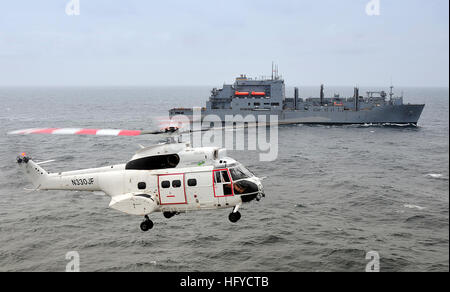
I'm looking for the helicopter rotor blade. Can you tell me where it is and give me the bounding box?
[7,128,175,136]
[8,128,143,136]
[8,121,275,137]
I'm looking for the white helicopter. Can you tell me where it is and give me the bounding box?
[10,125,265,232]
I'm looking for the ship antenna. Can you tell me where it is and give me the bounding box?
[271,62,273,80]
[389,77,394,100]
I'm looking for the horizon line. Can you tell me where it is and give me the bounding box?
[0,84,449,89]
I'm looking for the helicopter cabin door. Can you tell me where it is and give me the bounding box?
[213,169,234,197]
[158,174,187,205]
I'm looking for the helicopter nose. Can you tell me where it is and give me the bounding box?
[257,179,265,198]
[233,178,265,203]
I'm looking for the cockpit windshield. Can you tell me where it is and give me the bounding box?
[229,165,254,181]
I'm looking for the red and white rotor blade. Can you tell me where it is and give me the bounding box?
[8,128,143,136]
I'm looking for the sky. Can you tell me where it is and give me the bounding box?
[0,0,448,87]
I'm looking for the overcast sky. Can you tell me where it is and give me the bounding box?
[0,0,448,87]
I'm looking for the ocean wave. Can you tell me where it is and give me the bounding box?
[403,204,426,211]
[426,173,448,180]
[405,215,427,223]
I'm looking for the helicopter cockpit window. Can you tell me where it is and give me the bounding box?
[161,181,170,188]
[229,166,254,181]
[241,166,254,178]
[230,167,248,181]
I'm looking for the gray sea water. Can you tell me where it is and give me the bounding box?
[0,86,448,272]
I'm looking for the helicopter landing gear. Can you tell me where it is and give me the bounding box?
[140,215,154,232]
[228,211,241,223]
[229,204,242,223]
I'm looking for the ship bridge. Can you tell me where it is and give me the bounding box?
[206,74,285,111]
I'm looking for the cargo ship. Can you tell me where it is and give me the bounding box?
[169,69,425,126]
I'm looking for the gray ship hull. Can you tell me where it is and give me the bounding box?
[198,104,425,125]
[283,104,425,125]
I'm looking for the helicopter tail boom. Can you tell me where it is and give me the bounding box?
[16,154,107,192]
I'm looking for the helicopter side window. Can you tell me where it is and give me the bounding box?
[187,179,197,187]
[137,182,146,190]
[161,181,170,188]
[172,180,182,188]
[223,183,232,196]
[214,171,222,183]
[221,171,230,183]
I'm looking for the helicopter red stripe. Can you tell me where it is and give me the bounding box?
[118,130,142,136]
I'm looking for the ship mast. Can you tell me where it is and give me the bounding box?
[320,84,324,106]
[271,62,274,80]
[271,62,280,80]
[389,77,394,101]
[354,87,360,111]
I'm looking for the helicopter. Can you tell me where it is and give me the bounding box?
[10,125,266,232]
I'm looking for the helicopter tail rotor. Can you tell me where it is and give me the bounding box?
[16,153,49,189]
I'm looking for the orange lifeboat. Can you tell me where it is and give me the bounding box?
[235,91,249,96]
[251,91,266,96]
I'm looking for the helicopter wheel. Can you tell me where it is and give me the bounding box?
[228,211,241,223]
[140,217,154,232]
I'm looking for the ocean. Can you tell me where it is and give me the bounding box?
[0,86,448,272]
